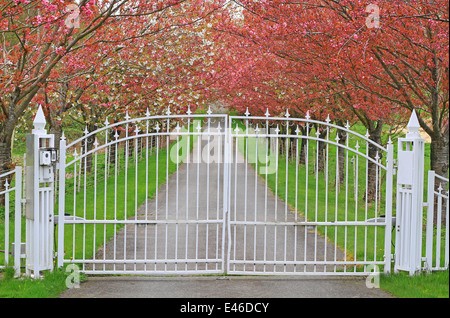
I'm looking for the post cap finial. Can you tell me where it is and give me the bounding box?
[33,105,47,133]
[406,110,421,138]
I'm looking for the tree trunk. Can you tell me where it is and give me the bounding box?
[430,127,449,177]
[336,128,347,186]
[299,125,312,165]
[0,115,17,173]
[430,123,449,225]
[0,116,18,206]
[365,120,384,202]
[316,127,327,172]
[49,124,63,151]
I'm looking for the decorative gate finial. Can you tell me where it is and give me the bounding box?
[406,110,421,138]
[32,105,47,133]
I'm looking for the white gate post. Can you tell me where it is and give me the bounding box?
[57,133,66,269]
[395,110,425,276]
[13,166,22,277]
[383,139,394,274]
[25,105,57,278]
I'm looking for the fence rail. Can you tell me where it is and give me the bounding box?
[0,167,22,277]
[425,171,449,272]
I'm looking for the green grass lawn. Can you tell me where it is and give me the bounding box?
[380,270,449,298]
[0,266,87,298]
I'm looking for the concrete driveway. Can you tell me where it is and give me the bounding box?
[59,275,392,298]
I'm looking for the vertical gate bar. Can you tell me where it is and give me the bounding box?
[42,190,46,269]
[165,116,169,272]
[49,187,54,271]
[37,190,42,276]
[394,157,401,273]
[224,115,231,275]
[233,125,238,272]
[384,140,394,274]
[216,124,221,272]
[58,140,66,268]
[364,136,369,271]
[155,129,160,271]
[304,122,310,271]
[124,121,129,271]
[144,119,149,271]
[264,119,269,273]
[15,167,22,276]
[45,189,52,267]
[397,190,404,269]
[196,121,200,271]
[445,194,449,269]
[206,116,211,271]
[284,126,289,273]
[435,187,443,268]
[72,158,77,265]
[4,181,9,267]
[144,119,149,218]
[254,125,258,272]
[344,125,349,272]
[113,136,118,272]
[93,139,98,271]
[50,186,54,270]
[186,117,191,272]
[103,130,109,271]
[374,152,380,265]
[294,131,299,273]
[354,143,359,272]
[222,116,228,274]
[425,170,435,270]
[334,135,339,273]
[175,126,179,272]
[314,130,320,272]
[83,136,88,270]
[46,190,50,270]
[324,124,330,272]
[404,191,411,268]
[274,125,279,273]
[134,130,139,272]
[243,118,248,272]
[78,150,82,192]
[39,190,43,271]
[48,189,52,270]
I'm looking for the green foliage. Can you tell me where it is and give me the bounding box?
[0,267,87,298]
[380,270,449,298]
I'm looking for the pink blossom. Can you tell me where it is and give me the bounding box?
[55,46,66,56]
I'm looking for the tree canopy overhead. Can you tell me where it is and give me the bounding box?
[0,0,448,176]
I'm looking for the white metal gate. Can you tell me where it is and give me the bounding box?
[56,108,394,276]
[57,110,228,275]
[424,171,449,272]
[226,111,394,275]
[0,167,22,277]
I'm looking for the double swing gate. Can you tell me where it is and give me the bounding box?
[2,107,447,277]
[55,108,394,276]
